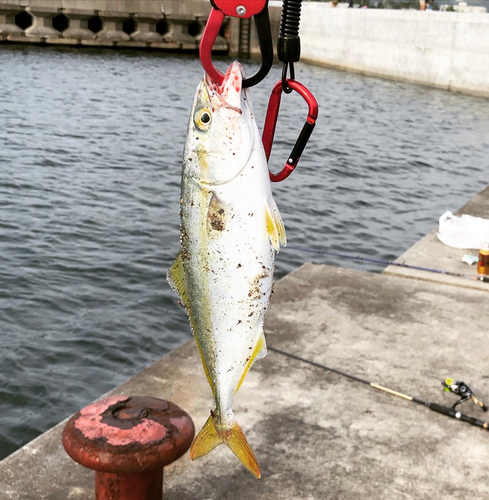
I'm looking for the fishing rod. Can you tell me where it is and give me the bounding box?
[269,346,489,431]
[286,245,489,283]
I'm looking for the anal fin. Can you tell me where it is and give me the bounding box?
[235,331,267,393]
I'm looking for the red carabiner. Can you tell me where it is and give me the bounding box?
[200,8,227,85]
[199,1,273,88]
[211,0,267,17]
[262,80,318,182]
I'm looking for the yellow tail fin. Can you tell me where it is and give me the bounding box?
[190,413,261,479]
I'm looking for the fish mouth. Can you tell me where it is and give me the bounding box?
[205,61,244,114]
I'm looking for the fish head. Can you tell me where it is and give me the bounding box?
[185,61,254,186]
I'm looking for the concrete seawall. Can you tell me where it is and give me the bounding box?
[299,5,489,97]
[0,0,228,51]
[2,1,489,98]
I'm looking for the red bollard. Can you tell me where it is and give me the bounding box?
[62,395,195,500]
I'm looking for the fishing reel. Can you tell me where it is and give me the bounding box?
[442,378,487,412]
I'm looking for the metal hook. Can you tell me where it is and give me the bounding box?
[199,1,273,88]
[281,62,295,94]
[262,79,318,182]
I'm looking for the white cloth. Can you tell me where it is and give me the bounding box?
[437,211,489,249]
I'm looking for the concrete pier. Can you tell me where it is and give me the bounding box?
[384,186,489,291]
[0,187,488,498]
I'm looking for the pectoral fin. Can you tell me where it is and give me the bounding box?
[207,192,227,233]
[265,200,286,251]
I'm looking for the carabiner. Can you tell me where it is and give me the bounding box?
[200,0,274,88]
[262,79,318,182]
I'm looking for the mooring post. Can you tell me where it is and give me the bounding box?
[62,395,194,500]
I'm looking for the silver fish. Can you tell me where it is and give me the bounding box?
[167,61,286,479]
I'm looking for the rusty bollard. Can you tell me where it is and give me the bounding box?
[62,395,195,500]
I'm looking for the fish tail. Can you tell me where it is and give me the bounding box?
[190,411,261,479]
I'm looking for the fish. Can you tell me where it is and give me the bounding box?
[167,61,286,479]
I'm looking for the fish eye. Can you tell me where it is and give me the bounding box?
[195,108,212,131]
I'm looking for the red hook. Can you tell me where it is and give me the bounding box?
[262,79,318,182]
[200,1,273,88]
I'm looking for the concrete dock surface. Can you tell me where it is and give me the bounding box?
[384,186,489,292]
[1,260,488,499]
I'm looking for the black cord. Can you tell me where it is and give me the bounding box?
[278,0,303,92]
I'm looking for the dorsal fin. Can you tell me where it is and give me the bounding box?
[167,253,216,397]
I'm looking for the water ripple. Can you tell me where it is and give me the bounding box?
[0,46,488,459]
